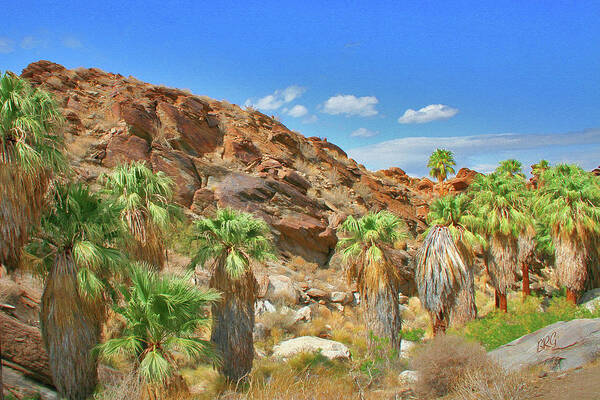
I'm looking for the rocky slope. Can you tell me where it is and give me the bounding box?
[20,60,441,266]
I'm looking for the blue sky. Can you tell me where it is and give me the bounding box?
[2,1,599,176]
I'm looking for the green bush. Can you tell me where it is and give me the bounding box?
[453,295,600,350]
[400,327,426,342]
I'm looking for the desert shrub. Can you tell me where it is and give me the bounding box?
[0,277,21,304]
[452,365,528,400]
[294,159,320,177]
[454,295,600,350]
[287,351,337,372]
[94,371,142,400]
[400,327,426,342]
[352,182,373,202]
[321,186,352,209]
[411,334,492,398]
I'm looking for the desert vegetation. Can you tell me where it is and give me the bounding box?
[2,73,600,400]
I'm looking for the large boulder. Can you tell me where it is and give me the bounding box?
[264,275,300,304]
[272,336,351,361]
[489,318,600,371]
[579,288,600,312]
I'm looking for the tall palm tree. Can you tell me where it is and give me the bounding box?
[534,164,600,303]
[97,264,220,400]
[337,211,408,353]
[468,173,530,312]
[189,208,276,383]
[420,194,485,331]
[101,161,179,270]
[496,159,525,178]
[26,183,124,400]
[0,72,66,271]
[427,148,456,184]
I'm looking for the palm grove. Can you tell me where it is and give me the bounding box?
[2,72,600,399]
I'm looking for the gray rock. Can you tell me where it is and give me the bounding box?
[294,306,312,323]
[579,288,600,312]
[400,340,416,358]
[272,336,351,361]
[489,318,600,372]
[265,275,300,304]
[255,299,276,316]
[398,370,417,384]
[3,365,58,400]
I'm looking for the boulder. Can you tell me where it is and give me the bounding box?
[2,366,57,400]
[103,131,150,167]
[264,275,300,304]
[306,288,328,300]
[488,318,600,371]
[294,306,312,323]
[330,291,353,305]
[272,336,351,361]
[255,299,276,316]
[398,370,417,384]
[400,340,416,358]
[579,288,600,312]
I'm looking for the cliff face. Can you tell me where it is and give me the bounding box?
[21,60,430,266]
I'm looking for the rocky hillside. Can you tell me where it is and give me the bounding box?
[21,60,468,267]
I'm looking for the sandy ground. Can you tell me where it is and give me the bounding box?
[527,362,600,400]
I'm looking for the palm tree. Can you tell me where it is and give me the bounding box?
[427,148,456,184]
[496,159,525,178]
[468,173,530,312]
[0,72,66,271]
[189,208,276,383]
[337,211,408,353]
[97,264,220,399]
[101,161,179,269]
[534,164,600,303]
[420,194,485,331]
[26,183,124,400]
[532,159,550,187]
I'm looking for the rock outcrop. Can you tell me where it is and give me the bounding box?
[272,336,351,361]
[489,318,600,372]
[19,60,430,267]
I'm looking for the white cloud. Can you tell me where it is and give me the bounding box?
[0,38,14,54]
[347,128,600,176]
[20,35,49,49]
[398,104,459,124]
[351,128,378,138]
[285,104,308,118]
[245,85,306,111]
[302,115,318,124]
[63,36,83,49]
[322,94,378,117]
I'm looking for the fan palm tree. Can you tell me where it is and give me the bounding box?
[189,208,276,383]
[427,148,456,184]
[496,159,525,178]
[337,211,408,352]
[0,72,66,271]
[97,264,220,400]
[468,173,530,312]
[26,183,125,400]
[101,161,179,270]
[420,194,485,331]
[534,164,600,303]
[532,160,550,187]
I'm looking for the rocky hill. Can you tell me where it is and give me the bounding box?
[21,60,453,267]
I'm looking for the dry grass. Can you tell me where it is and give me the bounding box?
[321,186,353,210]
[451,366,529,400]
[411,334,492,398]
[352,182,373,202]
[294,159,320,177]
[0,277,21,305]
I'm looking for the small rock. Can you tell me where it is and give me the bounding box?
[306,288,328,299]
[294,306,312,323]
[265,275,300,304]
[255,299,276,316]
[400,340,416,358]
[272,336,351,361]
[253,322,269,341]
[399,370,417,384]
[330,291,352,304]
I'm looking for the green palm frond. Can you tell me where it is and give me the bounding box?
[496,159,525,178]
[96,264,220,385]
[427,148,456,183]
[189,208,277,279]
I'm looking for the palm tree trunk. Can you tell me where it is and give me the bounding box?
[364,286,402,355]
[521,263,531,299]
[498,293,508,313]
[432,312,447,336]
[450,266,477,326]
[209,266,257,383]
[566,289,578,304]
[40,251,101,400]
[494,290,500,309]
[1,334,3,400]
[554,235,587,305]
